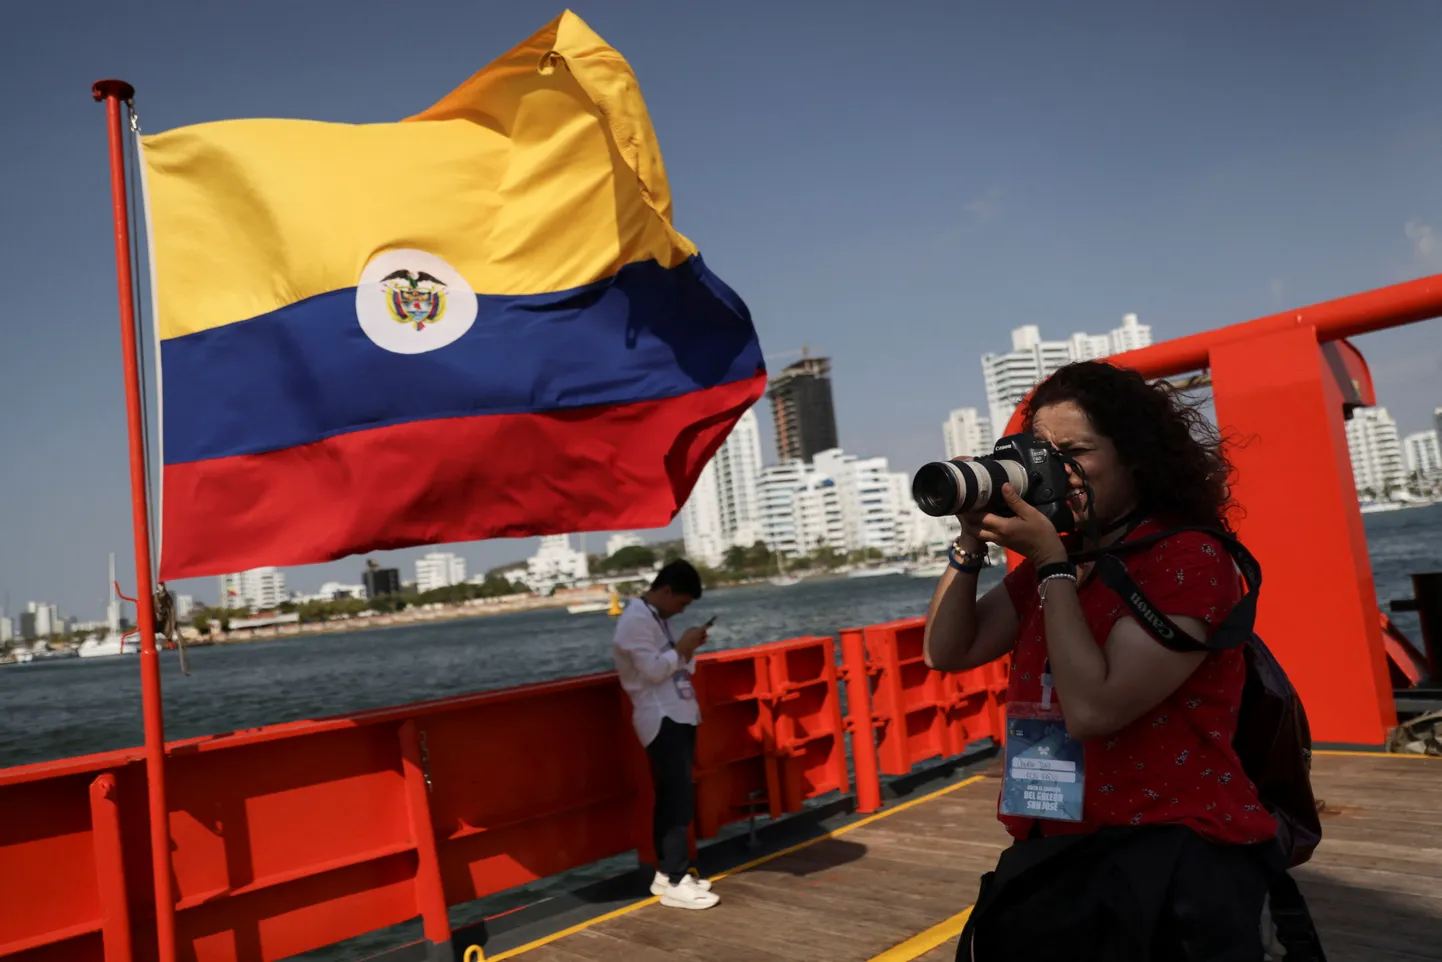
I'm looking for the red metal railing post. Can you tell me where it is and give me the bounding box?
[839,629,883,814]
[756,650,785,821]
[92,77,178,962]
[399,720,455,961]
[90,773,134,962]
[1209,330,1396,745]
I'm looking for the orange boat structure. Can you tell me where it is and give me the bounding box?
[2,81,1441,962]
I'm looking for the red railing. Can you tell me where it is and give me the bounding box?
[0,628,990,962]
[851,619,1008,777]
[691,636,849,839]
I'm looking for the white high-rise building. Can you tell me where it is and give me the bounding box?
[942,407,994,461]
[681,463,727,567]
[33,603,60,638]
[415,552,466,593]
[309,582,366,602]
[1109,313,1152,354]
[173,594,195,621]
[219,567,288,611]
[0,614,11,644]
[681,407,765,567]
[814,450,911,557]
[981,315,1153,432]
[756,461,809,558]
[1345,407,1405,496]
[1068,332,1111,361]
[757,460,847,558]
[1403,429,1441,479]
[521,535,590,595]
[905,506,962,556]
[758,448,912,559]
[605,532,645,557]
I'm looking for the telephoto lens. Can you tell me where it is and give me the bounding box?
[911,457,1028,517]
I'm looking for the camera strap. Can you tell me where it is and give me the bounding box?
[1071,526,1262,655]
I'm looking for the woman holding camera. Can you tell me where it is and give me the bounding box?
[925,361,1314,961]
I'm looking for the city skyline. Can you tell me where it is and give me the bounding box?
[7,328,1441,625]
[4,3,1442,616]
[1347,405,1442,497]
[6,336,1439,625]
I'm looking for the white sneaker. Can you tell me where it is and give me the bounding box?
[651,869,713,896]
[658,874,719,910]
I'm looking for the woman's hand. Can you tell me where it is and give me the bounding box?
[976,484,1068,566]
[956,510,987,551]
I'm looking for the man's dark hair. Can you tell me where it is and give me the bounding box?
[651,559,703,599]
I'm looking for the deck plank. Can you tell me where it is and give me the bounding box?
[508,753,1442,962]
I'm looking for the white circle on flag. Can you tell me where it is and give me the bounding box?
[355,249,477,355]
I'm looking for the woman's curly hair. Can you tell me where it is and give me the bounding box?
[1023,360,1239,532]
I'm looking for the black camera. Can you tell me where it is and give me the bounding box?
[911,433,1075,532]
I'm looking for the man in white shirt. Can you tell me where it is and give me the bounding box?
[612,559,719,910]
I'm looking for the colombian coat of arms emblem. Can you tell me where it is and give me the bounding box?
[381,270,448,331]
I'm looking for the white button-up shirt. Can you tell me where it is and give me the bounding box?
[612,598,700,745]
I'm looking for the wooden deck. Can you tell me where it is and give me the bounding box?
[485,751,1442,962]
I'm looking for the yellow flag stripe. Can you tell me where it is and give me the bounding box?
[140,11,696,341]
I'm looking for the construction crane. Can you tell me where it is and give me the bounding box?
[763,345,825,369]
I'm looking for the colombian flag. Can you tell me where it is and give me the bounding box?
[141,11,766,581]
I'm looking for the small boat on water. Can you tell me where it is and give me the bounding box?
[567,587,624,616]
[1359,492,1438,513]
[7,647,80,665]
[77,632,139,658]
[906,559,948,578]
[847,564,905,579]
[767,551,801,587]
[77,555,137,656]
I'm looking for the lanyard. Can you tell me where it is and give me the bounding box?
[643,602,675,647]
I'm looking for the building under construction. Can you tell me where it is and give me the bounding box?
[767,351,839,462]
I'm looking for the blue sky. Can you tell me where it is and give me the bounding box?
[2,0,1440,619]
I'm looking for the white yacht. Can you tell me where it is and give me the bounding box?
[77,554,138,658]
[77,631,138,658]
[847,564,906,579]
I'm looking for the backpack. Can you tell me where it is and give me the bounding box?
[1077,527,1322,869]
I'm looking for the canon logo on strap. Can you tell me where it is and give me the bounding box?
[1129,591,1176,640]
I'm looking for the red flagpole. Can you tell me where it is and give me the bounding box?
[92,78,178,962]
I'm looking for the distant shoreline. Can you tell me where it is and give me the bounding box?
[3,568,928,660]
[189,576,780,645]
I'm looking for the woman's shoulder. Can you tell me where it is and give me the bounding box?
[1126,519,1233,569]
[1121,518,1243,614]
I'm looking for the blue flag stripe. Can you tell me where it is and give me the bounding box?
[160,256,764,465]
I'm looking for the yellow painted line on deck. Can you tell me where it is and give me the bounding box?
[490,774,989,959]
[712,774,988,882]
[1316,749,1439,760]
[483,896,662,960]
[867,906,973,962]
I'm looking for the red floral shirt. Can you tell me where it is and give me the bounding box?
[998,518,1277,845]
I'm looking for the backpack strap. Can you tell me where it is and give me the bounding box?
[1263,867,1330,961]
[1074,526,1264,654]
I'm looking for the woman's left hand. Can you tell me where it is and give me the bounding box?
[977,484,1069,566]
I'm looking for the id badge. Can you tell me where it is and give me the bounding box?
[1000,700,1085,822]
[672,666,696,701]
